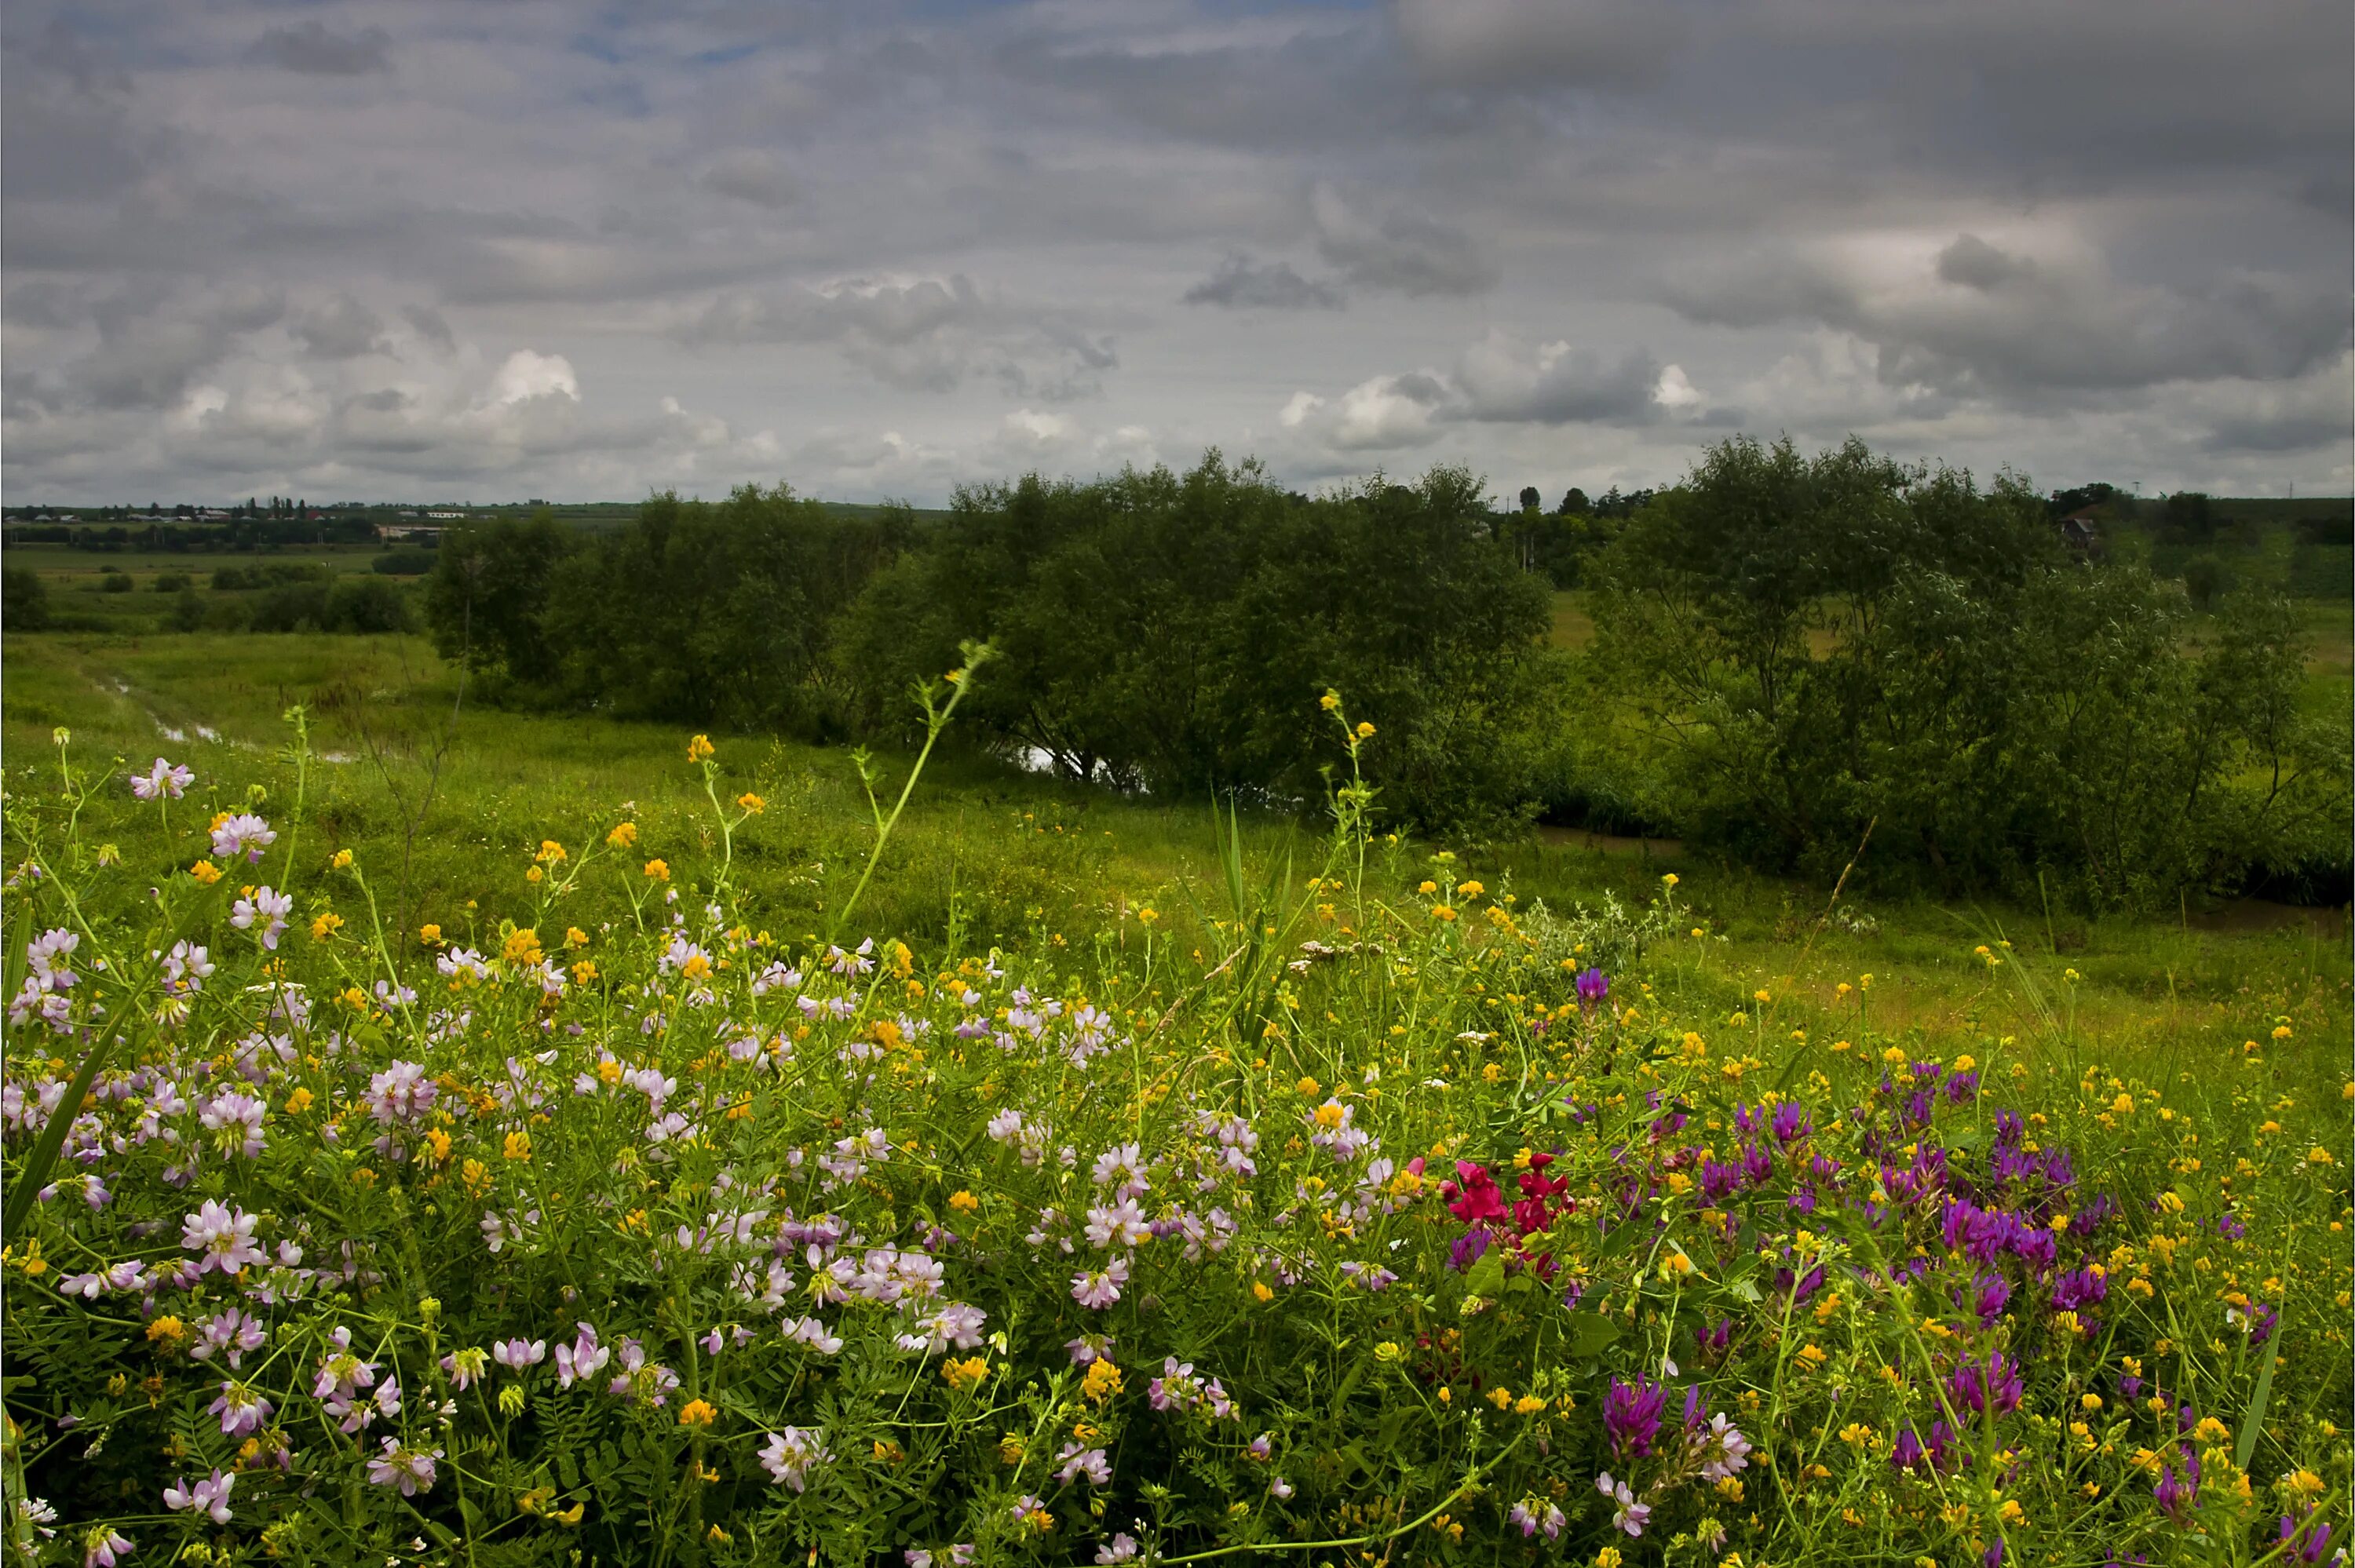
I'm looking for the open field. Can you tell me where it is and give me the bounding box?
[7,630,2346,1087]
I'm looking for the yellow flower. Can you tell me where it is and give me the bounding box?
[331,848,353,870]
[687,734,715,762]
[147,1315,186,1345]
[1320,691,1341,710]
[736,793,765,815]
[535,840,568,865]
[283,1087,316,1114]
[1455,881,1484,899]
[419,923,444,946]
[1296,1076,1321,1096]
[1355,721,1375,739]
[525,866,544,884]
[1081,1359,1123,1404]
[189,859,222,885]
[2193,1417,2229,1444]
[999,1434,1027,1465]
[502,928,544,968]
[1661,873,1678,888]
[2081,1393,2102,1411]
[571,961,598,985]
[1597,1549,1623,1568]
[942,1356,990,1393]
[948,1190,980,1213]
[644,859,670,882]
[1432,905,1457,922]
[2309,1147,2335,1165]
[310,912,345,941]
[565,927,590,948]
[1137,906,1159,926]
[678,1399,717,1428]
[1251,1280,1274,1303]
[1514,1394,1546,1414]
[607,822,638,849]
[503,1130,533,1163]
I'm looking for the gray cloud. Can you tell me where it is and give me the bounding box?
[1310,186,1497,297]
[1182,256,1345,311]
[1392,0,1685,89]
[0,0,2345,501]
[291,294,387,359]
[699,150,798,210]
[247,21,392,77]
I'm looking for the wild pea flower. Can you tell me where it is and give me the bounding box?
[1694,1413,1753,1481]
[365,1436,440,1496]
[1095,1535,1140,1564]
[210,1380,272,1436]
[210,812,276,863]
[363,1062,436,1125]
[1575,967,1608,1007]
[1595,1472,1650,1537]
[131,758,194,800]
[181,1200,264,1274]
[1054,1442,1112,1486]
[1508,1498,1567,1540]
[759,1427,831,1491]
[555,1325,610,1388]
[163,1468,235,1523]
[1091,1143,1149,1198]
[1268,1477,1295,1501]
[229,886,291,950]
[83,1526,134,1568]
[1770,1102,1811,1144]
[1891,1428,1927,1471]
[1605,1376,1667,1458]
[1071,1256,1129,1311]
[27,928,78,991]
[199,1089,266,1159]
[160,940,213,996]
[1440,1161,1507,1226]
[191,1307,266,1368]
[1959,1272,2012,1327]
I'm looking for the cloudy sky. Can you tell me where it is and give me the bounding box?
[4,0,2350,505]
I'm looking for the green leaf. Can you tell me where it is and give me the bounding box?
[1561,1310,1622,1358]
[1464,1249,1507,1300]
[2236,1319,2282,1474]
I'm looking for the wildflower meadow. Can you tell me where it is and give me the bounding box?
[2,688,2349,1568]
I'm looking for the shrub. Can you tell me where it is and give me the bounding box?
[100,571,134,593]
[3,565,51,629]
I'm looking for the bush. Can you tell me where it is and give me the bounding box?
[168,587,206,633]
[837,457,1560,835]
[100,571,134,593]
[248,581,332,633]
[1585,437,2350,905]
[326,574,412,633]
[3,564,51,629]
[372,548,437,576]
[152,571,192,593]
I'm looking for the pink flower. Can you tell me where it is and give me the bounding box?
[83,1528,134,1568]
[131,759,194,800]
[228,886,291,950]
[210,812,276,862]
[163,1468,235,1523]
[209,1381,272,1437]
[759,1427,830,1492]
[180,1201,264,1274]
[365,1436,440,1496]
[1070,1255,1130,1310]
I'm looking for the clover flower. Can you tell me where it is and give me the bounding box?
[131,758,194,800]
[1605,1376,1667,1459]
[229,885,291,950]
[1071,1256,1129,1311]
[366,1436,441,1496]
[181,1200,264,1275]
[163,1468,235,1523]
[1595,1472,1650,1537]
[760,1427,831,1492]
[210,812,276,862]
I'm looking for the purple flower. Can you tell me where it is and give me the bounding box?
[83,1530,134,1568]
[1594,1471,1649,1537]
[1447,1227,1492,1272]
[210,812,276,862]
[1891,1428,1926,1471]
[365,1436,440,1496]
[1771,1103,1810,1145]
[2048,1268,2108,1314]
[1604,1376,1666,1459]
[2153,1446,2200,1523]
[759,1427,830,1492]
[2280,1511,2335,1563]
[180,1201,264,1274]
[1958,1272,2011,1327]
[1946,1351,2023,1418]
[1575,968,1609,1005]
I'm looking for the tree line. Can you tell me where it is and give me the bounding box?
[420,440,2351,907]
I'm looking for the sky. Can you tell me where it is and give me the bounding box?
[3,0,2350,507]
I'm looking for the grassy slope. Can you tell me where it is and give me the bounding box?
[5,630,2345,1108]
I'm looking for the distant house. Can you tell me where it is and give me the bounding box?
[375,523,448,543]
[2057,508,2101,556]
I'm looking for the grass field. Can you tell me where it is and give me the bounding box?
[6,628,2346,1087]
